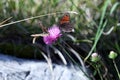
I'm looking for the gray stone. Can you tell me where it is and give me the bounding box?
[0,54,89,80]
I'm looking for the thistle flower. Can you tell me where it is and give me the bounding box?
[43,25,62,44]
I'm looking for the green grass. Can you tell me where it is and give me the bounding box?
[0,0,120,80]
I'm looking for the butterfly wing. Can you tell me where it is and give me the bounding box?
[59,13,74,32]
[60,13,70,24]
[59,22,73,32]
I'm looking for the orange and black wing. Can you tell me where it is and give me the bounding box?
[59,13,74,32]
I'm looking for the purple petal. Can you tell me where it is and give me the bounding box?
[43,25,62,44]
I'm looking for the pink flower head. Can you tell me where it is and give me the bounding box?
[43,25,62,44]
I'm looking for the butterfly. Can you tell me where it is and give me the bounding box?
[59,13,74,32]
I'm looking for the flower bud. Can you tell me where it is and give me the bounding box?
[91,53,100,62]
[108,51,118,59]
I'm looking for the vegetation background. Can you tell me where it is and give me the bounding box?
[0,0,120,80]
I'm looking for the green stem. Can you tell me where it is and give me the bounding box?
[113,60,120,79]
[0,13,57,28]
[0,11,77,28]
[84,0,110,61]
[96,65,103,80]
[84,20,107,61]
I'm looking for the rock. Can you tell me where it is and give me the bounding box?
[0,54,89,80]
